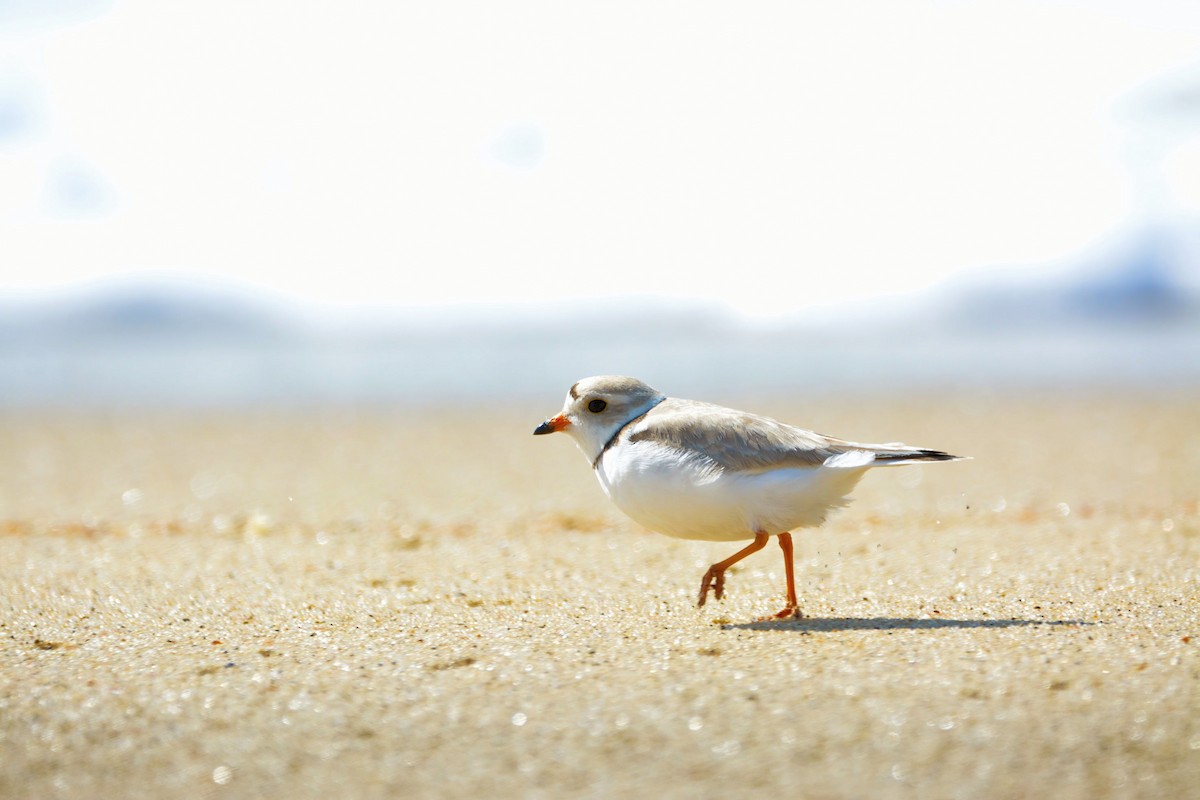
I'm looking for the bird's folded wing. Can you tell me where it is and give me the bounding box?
[628,399,867,473]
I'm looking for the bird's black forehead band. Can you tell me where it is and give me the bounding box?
[569,382,581,399]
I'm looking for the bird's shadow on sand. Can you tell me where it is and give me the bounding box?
[724,616,1091,632]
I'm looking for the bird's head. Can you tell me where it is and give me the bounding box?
[534,375,666,463]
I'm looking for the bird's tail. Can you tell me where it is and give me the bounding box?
[870,447,966,466]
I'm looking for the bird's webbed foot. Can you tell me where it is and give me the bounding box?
[697,566,726,607]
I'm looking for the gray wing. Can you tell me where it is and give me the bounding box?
[628,398,960,473]
[628,399,861,472]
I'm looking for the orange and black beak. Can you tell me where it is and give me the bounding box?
[533,414,570,435]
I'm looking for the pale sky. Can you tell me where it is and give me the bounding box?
[2,1,1199,317]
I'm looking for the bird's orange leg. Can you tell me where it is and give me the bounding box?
[698,532,769,608]
[766,531,803,620]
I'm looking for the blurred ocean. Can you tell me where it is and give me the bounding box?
[2,248,1198,408]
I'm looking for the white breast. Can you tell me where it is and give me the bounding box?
[595,439,872,542]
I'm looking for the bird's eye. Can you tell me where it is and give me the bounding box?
[587,399,607,413]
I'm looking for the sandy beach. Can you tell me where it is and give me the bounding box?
[2,391,1198,799]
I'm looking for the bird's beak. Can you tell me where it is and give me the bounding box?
[533,414,570,435]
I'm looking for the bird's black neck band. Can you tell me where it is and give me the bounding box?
[592,400,662,470]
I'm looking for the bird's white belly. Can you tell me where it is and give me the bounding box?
[596,440,870,542]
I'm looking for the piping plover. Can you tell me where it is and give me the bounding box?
[534,375,965,619]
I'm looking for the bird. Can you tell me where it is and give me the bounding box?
[533,376,965,619]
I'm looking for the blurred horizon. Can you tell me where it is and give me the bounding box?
[2,245,1199,408]
[3,2,1200,405]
